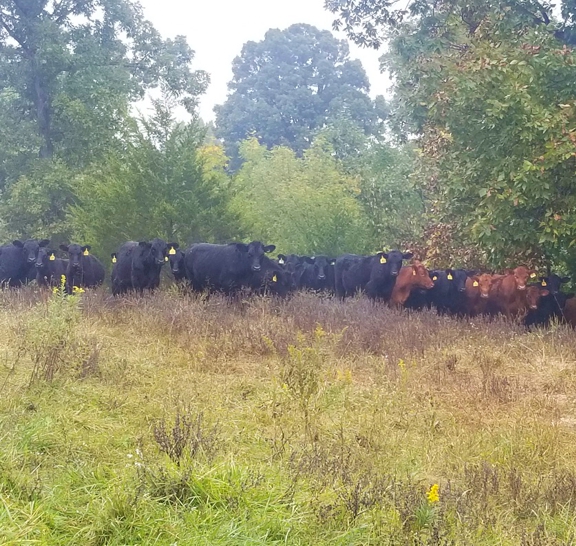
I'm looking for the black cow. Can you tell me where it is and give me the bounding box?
[249,255,293,297]
[35,247,68,288]
[335,250,413,300]
[428,269,469,315]
[298,256,336,293]
[277,254,305,290]
[525,274,573,327]
[166,243,185,282]
[0,239,50,287]
[185,241,276,295]
[59,244,105,293]
[111,239,168,295]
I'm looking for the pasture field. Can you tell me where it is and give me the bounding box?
[1,287,576,545]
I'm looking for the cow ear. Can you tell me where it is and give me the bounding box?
[39,239,50,247]
[59,244,69,252]
[263,244,276,253]
[304,257,315,264]
[138,241,149,247]
[82,245,91,252]
[167,242,179,250]
[12,240,23,248]
[402,252,414,260]
[233,243,248,253]
[561,276,571,283]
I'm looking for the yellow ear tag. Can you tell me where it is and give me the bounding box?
[164,256,168,262]
[412,269,416,276]
[83,249,89,256]
[49,254,55,261]
[473,280,479,287]
[112,256,117,264]
[380,256,387,264]
[432,276,438,281]
[541,280,547,287]
[530,272,536,278]
[272,274,277,282]
[169,247,176,255]
[447,273,453,280]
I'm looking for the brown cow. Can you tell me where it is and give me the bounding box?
[465,273,496,316]
[563,297,576,327]
[489,266,538,318]
[390,262,435,307]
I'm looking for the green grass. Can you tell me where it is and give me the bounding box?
[1,287,576,544]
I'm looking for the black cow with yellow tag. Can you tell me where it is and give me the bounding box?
[59,243,105,294]
[35,247,68,287]
[166,243,185,282]
[248,255,292,297]
[335,250,413,300]
[427,268,469,315]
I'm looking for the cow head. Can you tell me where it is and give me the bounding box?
[526,285,549,310]
[470,273,494,299]
[35,247,57,269]
[511,266,537,291]
[235,241,275,272]
[139,238,168,266]
[303,256,333,281]
[447,269,468,293]
[17,239,49,264]
[539,274,570,295]
[412,263,435,289]
[60,243,90,271]
[378,250,413,277]
[166,242,183,276]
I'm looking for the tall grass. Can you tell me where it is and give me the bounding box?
[0,288,576,544]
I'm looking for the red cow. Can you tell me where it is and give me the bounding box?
[390,262,435,307]
[489,266,537,318]
[465,273,498,316]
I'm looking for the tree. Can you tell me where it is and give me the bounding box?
[68,100,242,259]
[214,23,386,169]
[232,137,372,256]
[0,0,208,171]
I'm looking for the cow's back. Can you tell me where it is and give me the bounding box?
[335,254,369,298]
[186,243,247,292]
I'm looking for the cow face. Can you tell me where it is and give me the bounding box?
[447,269,468,293]
[412,263,435,289]
[540,274,570,295]
[235,241,276,272]
[526,285,549,310]
[167,243,184,277]
[60,243,89,271]
[18,239,49,264]
[379,250,413,277]
[303,256,332,281]
[139,238,168,266]
[512,266,536,291]
[35,247,56,269]
[470,273,493,299]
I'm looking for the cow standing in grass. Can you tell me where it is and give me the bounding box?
[389,262,435,307]
[111,239,169,295]
[35,247,68,288]
[335,250,413,300]
[488,266,537,318]
[59,244,105,293]
[297,256,336,293]
[166,243,185,283]
[185,241,276,295]
[428,268,469,316]
[0,239,50,287]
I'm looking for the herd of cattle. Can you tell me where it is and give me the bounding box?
[1,237,575,328]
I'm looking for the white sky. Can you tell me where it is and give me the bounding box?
[138,0,391,122]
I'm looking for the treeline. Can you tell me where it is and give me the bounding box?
[1,2,576,277]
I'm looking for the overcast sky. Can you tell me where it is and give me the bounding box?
[138,0,391,121]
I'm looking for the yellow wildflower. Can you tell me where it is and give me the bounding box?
[426,483,440,504]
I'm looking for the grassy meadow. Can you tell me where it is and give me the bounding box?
[1,285,576,545]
